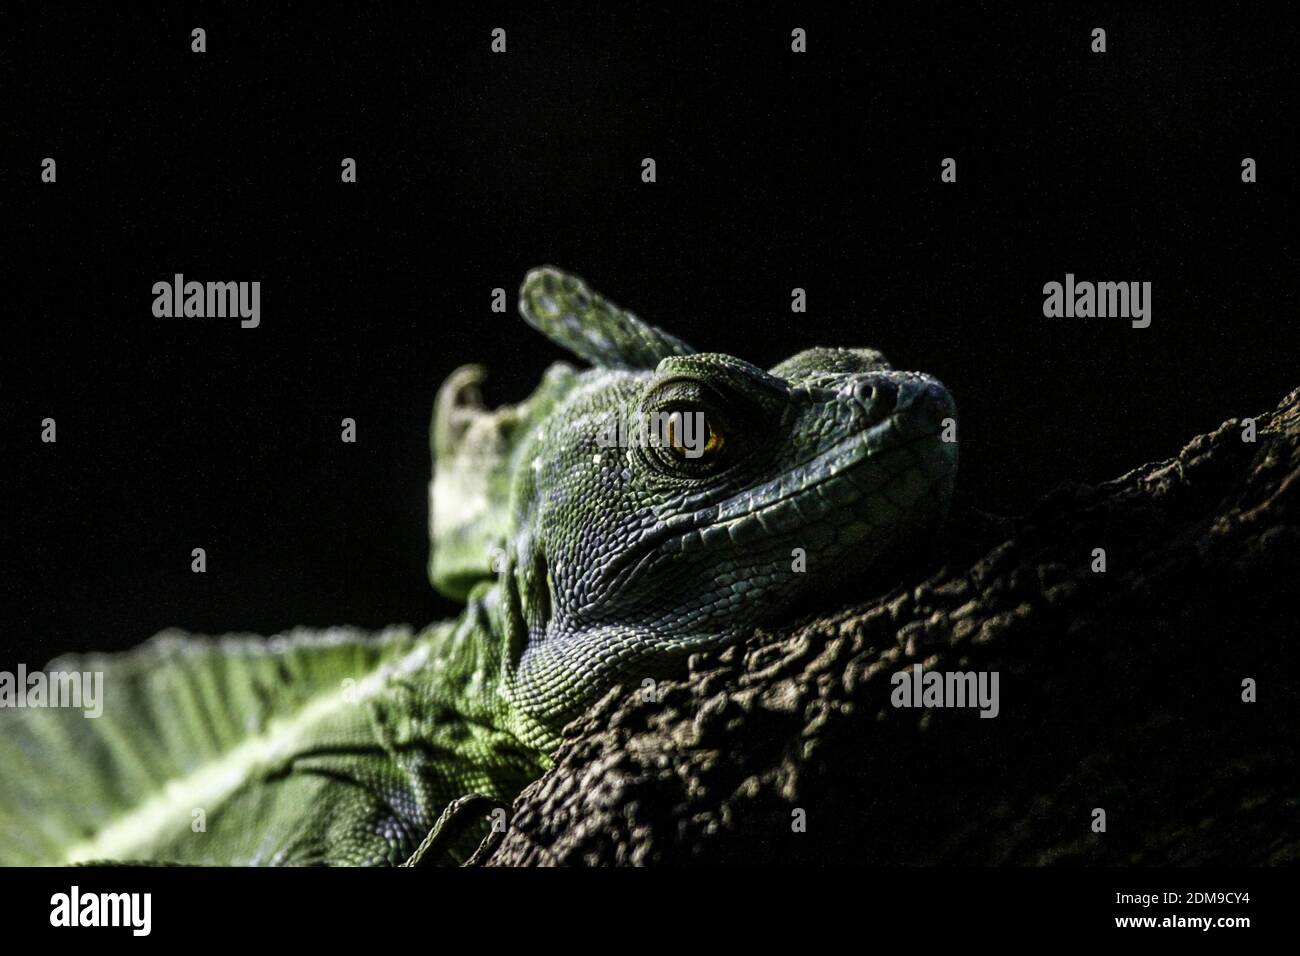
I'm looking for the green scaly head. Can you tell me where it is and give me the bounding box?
[432,267,958,748]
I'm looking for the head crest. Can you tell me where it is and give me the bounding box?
[518,267,695,370]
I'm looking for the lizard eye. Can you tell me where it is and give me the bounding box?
[639,402,732,477]
[639,377,744,477]
[664,411,725,460]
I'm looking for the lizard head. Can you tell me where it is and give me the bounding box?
[431,268,957,746]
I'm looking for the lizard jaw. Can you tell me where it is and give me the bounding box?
[591,374,957,603]
[673,373,956,547]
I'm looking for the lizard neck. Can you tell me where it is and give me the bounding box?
[419,579,559,759]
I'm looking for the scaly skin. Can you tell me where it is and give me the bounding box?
[0,267,957,865]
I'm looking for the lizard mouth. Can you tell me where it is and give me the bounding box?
[678,372,955,539]
[593,377,956,596]
[672,418,950,549]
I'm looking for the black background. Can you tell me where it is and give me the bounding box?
[6,4,1295,668]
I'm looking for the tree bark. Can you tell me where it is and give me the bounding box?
[484,389,1300,865]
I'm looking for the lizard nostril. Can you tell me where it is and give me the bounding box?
[858,380,896,409]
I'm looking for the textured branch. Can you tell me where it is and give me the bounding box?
[485,389,1300,866]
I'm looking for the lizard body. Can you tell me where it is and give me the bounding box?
[0,268,957,865]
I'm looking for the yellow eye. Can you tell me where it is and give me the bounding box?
[702,421,724,455]
[665,412,724,459]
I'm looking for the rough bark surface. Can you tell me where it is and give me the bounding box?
[484,389,1300,866]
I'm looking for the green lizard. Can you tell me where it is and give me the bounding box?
[0,267,957,866]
